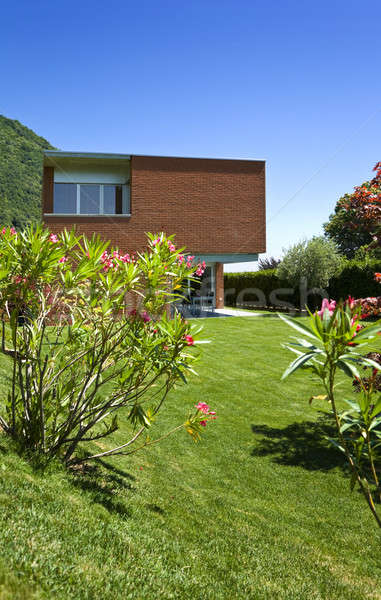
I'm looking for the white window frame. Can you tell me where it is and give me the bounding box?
[53,182,130,216]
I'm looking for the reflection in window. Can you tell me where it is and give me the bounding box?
[104,185,118,214]
[53,183,130,215]
[80,185,100,214]
[53,183,77,214]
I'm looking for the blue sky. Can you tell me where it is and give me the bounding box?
[1,0,380,270]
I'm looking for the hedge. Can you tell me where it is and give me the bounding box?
[224,270,297,309]
[224,260,381,310]
[328,259,381,300]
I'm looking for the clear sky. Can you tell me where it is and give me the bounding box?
[1,0,380,271]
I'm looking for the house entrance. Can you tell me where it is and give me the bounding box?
[186,263,216,311]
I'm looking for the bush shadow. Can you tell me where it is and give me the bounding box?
[70,458,136,517]
[251,415,348,472]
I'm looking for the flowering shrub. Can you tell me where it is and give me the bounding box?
[0,226,216,466]
[352,352,381,393]
[280,299,381,529]
[351,296,381,319]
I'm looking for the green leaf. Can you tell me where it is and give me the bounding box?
[351,321,381,342]
[337,359,360,379]
[278,313,320,341]
[282,351,317,380]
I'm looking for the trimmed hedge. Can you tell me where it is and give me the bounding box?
[224,270,296,309]
[328,259,381,300]
[224,259,381,309]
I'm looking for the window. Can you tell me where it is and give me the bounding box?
[53,183,130,215]
[53,183,77,214]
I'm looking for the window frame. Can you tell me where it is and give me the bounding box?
[52,182,130,216]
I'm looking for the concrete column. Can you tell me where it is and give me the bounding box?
[215,262,224,309]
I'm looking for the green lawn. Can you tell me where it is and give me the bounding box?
[0,316,380,600]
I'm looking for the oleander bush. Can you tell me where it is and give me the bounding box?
[0,226,216,467]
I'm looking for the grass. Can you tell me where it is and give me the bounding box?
[0,316,381,599]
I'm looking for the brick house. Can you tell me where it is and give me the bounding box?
[42,151,266,309]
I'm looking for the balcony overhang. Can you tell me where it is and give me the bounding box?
[192,253,258,264]
[43,150,131,168]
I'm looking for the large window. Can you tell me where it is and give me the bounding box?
[53,183,130,215]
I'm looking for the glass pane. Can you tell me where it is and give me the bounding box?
[122,185,130,214]
[80,185,100,214]
[103,185,116,214]
[54,183,77,214]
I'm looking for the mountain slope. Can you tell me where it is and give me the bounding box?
[0,115,55,228]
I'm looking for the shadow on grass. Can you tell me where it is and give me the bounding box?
[70,458,136,517]
[251,416,348,472]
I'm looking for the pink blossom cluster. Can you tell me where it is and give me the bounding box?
[1,227,16,236]
[100,250,133,272]
[195,402,217,427]
[352,296,381,320]
[128,308,151,322]
[317,298,336,318]
[176,255,206,277]
[49,234,59,243]
[195,261,206,277]
[13,275,27,284]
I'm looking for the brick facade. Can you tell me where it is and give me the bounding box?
[42,154,265,310]
[215,262,224,309]
[43,155,265,256]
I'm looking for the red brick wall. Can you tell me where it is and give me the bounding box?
[42,167,54,214]
[215,262,224,309]
[43,155,265,255]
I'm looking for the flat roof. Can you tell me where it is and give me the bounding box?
[43,150,266,163]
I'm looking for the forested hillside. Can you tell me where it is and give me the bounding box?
[0,115,55,228]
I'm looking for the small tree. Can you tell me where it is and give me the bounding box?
[280,301,381,529]
[277,236,343,290]
[0,226,216,467]
[258,256,281,270]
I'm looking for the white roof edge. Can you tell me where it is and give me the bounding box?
[44,150,266,162]
[44,151,131,160]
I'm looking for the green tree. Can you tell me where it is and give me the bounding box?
[277,236,343,289]
[324,163,381,258]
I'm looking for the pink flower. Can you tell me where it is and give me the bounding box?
[1,227,6,235]
[317,298,336,318]
[152,237,161,246]
[196,402,210,414]
[185,334,194,346]
[195,261,206,277]
[141,311,151,323]
[177,254,184,264]
[14,275,26,284]
[9,227,16,236]
[167,241,176,252]
[186,255,195,268]
[195,402,217,427]
[49,234,58,243]
[58,256,68,263]
[121,253,131,263]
